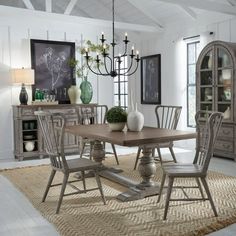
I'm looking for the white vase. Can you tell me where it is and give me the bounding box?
[127,103,144,132]
[223,107,230,119]
[68,85,80,104]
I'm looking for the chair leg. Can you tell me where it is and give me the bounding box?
[81,171,86,191]
[42,169,56,202]
[163,176,174,220]
[195,177,204,200]
[156,148,163,165]
[157,173,166,203]
[134,147,142,170]
[94,170,106,205]
[80,142,86,158]
[169,147,177,163]
[201,177,218,217]
[56,173,69,214]
[111,144,119,165]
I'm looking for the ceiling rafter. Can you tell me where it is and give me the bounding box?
[45,0,52,12]
[156,0,236,16]
[226,0,236,6]
[22,0,34,10]
[98,0,127,22]
[179,4,197,19]
[127,0,164,30]
[64,0,78,15]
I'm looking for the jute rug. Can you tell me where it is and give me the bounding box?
[1,154,236,236]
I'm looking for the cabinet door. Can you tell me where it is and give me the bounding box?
[215,46,233,121]
[199,48,214,112]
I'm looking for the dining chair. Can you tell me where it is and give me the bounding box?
[76,104,119,165]
[34,111,106,214]
[134,105,182,170]
[157,111,223,220]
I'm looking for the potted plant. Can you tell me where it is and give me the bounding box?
[106,106,127,131]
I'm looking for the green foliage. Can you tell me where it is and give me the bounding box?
[106,106,127,123]
[69,40,109,80]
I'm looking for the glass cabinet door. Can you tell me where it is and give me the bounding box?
[199,50,213,112]
[216,47,233,120]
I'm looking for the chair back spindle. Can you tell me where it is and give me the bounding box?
[155,105,182,130]
[35,111,68,171]
[194,111,223,174]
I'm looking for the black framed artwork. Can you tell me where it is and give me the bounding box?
[141,54,161,104]
[31,39,75,103]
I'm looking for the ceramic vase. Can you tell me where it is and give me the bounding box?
[127,103,144,132]
[68,85,80,104]
[223,107,231,119]
[80,77,93,104]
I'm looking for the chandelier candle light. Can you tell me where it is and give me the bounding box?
[84,0,140,104]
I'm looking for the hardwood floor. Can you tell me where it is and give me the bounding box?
[0,146,236,236]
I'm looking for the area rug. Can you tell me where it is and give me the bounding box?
[1,154,236,236]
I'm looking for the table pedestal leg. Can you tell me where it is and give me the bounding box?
[117,146,160,201]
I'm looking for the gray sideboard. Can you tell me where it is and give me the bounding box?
[12,104,97,161]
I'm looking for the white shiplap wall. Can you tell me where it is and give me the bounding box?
[0,6,137,160]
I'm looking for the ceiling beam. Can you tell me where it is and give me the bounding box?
[156,0,236,16]
[179,5,197,19]
[127,0,164,31]
[0,6,158,32]
[64,0,78,15]
[98,0,126,22]
[226,0,236,6]
[22,0,34,10]
[45,0,52,13]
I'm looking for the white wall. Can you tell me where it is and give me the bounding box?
[137,17,236,149]
[0,6,139,160]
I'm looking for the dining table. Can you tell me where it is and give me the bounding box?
[65,124,196,202]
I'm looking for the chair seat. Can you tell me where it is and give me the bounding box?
[67,158,101,172]
[162,163,203,177]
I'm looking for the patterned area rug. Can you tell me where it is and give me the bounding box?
[1,154,236,236]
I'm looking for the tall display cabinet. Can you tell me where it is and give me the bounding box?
[196,40,236,160]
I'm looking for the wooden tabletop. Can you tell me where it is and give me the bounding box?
[65,124,197,147]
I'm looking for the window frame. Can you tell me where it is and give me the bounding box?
[114,56,128,110]
[187,40,200,127]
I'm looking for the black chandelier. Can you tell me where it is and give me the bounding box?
[85,0,140,78]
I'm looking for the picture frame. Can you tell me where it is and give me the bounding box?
[141,54,161,104]
[31,39,75,104]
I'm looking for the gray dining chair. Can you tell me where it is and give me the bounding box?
[157,111,223,220]
[134,105,182,170]
[76,104,119,165]
[34,111,106,214]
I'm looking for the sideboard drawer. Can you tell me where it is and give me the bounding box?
[21,108,37,116]
[215,140,234,152]
[218,126,234,139]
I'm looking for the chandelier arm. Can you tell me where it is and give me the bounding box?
[121,44,128,57]
[125,61,140,76]
[103,55,112,74]
[123,58,134,74]
[85,59,103,76]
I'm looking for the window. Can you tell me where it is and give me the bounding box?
[187,41,200,127]
[114,56,128,110]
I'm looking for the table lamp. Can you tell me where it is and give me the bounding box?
[12,68,35,105]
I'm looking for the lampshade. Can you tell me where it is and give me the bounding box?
[12,68,35,85]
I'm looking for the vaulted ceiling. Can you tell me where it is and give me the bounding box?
[0,0,236,32]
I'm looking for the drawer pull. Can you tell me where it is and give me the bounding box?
[222,130,230,135]
[222,144,231,149]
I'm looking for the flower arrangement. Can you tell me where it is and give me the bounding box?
[69,40,109,81]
